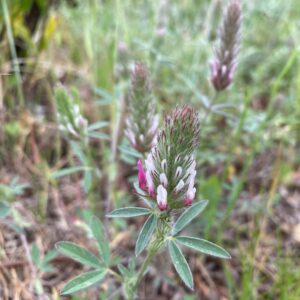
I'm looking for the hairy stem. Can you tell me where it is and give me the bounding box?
[135,246,156,287]
[128,217,169,299]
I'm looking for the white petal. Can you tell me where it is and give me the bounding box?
[73,104,80,116]
[186,187,196,200]
[186,160,196,175]
[161,159,167,171]
[67,123,78,137]
[174,180,185,193]
[186,170,196,186]
[145,153,155,172]
[146,171,155,194]
[149,115,159,134]
[157,185,167,207]
[159,173,168,187]
[175,155,181,163]
[125,129,136,145]
[175,166,182,178]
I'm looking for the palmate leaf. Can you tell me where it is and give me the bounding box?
[168,240,193,289]
[176,236,231,259]
[56,242,103,268]
[172,200,208,236]
[90,216,110,265]
[135,214,157,256]
[60,269,107,295]
[107,207,150,218]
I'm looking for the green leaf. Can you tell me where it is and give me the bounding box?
[168,240,193,289]
[133,181,146,196]
[87,121,109,131]
[172,200,208,236]
[60,269,107,295]
[83,169,93,193]
[133,182,155,208]
[176,236,231,259]
[90,216,110,265]
[0,201,11,219]
[43,249,58,264]
[117,264,130,277]
[118,145,142,158]
[31,243,40,266]
[70,141,86,164]
[87,132,110,140]
[50,166,86,179]
[107,207,150,218]
[56,242,103,268]
[135,214,157,256]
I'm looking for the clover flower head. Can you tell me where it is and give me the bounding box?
[137,105,200,211]
[125,62,159,154]
[210,0,241,91]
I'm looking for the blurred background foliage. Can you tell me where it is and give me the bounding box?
[0,0,300,299]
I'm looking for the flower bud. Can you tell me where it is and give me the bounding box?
[137,160,147,191]
[157,185,168,211]
[210,0,241,91]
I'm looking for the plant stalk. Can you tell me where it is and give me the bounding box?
[1,0,25,108]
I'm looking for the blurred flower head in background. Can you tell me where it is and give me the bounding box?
[55,87,88,139]
[125,62,159,154]
[210,0,241,91]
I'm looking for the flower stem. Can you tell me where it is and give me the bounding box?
[202,91,219,125]
[128,218,169,299]
[108,268,123,282]
[135,247,156,287]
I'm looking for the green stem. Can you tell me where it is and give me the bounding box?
[135,247,156,287]
[128,217,169,299]
[1,0,25,108]
[201,91,219,125]
[108,268,123,282]
[125,245,157,300]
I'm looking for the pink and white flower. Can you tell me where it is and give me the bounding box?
[157,185,168,211]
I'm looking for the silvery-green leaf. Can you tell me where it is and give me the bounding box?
[107,207,150,218]
[56,242,103,268]
[172,200,208,236]
[135,214,157,256]
[0,201,10,219]
[61,269,106,295]
[176,236,231,259]
[168,240,193,289]
[90,216,110,265]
